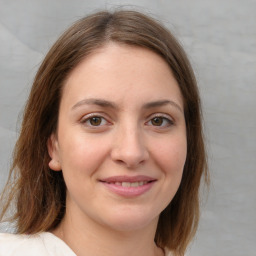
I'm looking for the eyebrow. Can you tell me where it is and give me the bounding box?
[72,98,117,110]
[143,100,183,113]
[71,98,183,113]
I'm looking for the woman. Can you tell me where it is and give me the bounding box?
[0,10,208,256]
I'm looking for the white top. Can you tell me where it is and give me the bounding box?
[0,232,76,256]
[0,232,172,256]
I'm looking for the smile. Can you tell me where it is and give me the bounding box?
[107,181,149,187]
[99,176,156,197]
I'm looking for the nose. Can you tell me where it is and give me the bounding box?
[110,125,149,168]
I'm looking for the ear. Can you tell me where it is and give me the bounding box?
[47,134,62,171]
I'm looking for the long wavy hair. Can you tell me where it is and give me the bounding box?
[0,10,208,256]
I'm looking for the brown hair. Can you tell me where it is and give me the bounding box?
[0,10,208,256]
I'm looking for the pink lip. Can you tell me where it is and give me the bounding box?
[100,175,155,183]
[99,175,156,197]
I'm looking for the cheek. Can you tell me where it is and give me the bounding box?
[153,135,187,175]
[58,134,110,176]
[151,134,187,209]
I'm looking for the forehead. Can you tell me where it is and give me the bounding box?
[61,43,183,109]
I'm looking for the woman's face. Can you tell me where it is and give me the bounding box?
[48,43,187,232]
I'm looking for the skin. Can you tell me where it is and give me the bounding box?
[48,43,187,256]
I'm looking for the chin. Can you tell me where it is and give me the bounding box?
[99,208,159,232]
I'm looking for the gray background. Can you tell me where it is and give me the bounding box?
[0,0,255,255]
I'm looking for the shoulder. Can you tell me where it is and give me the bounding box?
[0,232,76,256]
[0,233,48,256]
[164,248,190,256]
[164,248,173,256]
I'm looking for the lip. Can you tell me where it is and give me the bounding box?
[99,175,157,197]
[100,175,156,183]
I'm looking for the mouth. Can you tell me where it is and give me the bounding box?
[104,181,151,187]
[99,175,157,197]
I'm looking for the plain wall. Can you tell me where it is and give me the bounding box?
[0,0,255,255]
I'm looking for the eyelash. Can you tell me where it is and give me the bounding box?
[146,114,174,128]
[80,113,110,127]
[80,113,174,128]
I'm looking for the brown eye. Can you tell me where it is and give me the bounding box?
[89,117,102,126]
[81,115,109,128]
[147,115,173,128]
[151,117,164,126]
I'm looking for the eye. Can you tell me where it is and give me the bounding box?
[151,117,164,126]
[146,115,174,127]
[81,115,109,127]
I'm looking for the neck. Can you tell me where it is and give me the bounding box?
[52,207,164,256]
